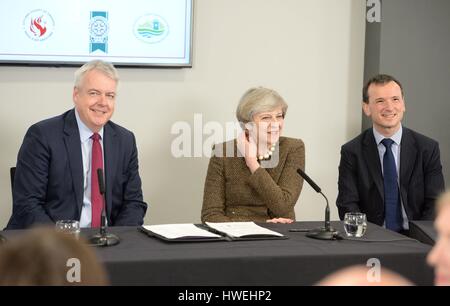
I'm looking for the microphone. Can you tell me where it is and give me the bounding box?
[97,168,107,237]
[298,168,321,193]
[297,168,339,240]
[89,168,120,247]
[97,168,106,194]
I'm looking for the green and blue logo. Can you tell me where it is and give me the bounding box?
[134,14,169,44]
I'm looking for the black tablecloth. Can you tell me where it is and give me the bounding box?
[409,221,436,246]
[1,221,433,285]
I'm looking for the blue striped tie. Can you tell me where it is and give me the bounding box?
[381,138,403,232]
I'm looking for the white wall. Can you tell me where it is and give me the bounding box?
[0,0,365,228]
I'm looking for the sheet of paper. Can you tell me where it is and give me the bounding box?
[205,222,284,238]
[143,224,222,239]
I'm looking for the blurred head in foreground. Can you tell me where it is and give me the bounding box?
[0,228,108,285]
[427,191,450,286]
[317,265,413,286]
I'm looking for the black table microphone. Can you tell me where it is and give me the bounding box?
[297,168,339,240]
[89,168,120,247]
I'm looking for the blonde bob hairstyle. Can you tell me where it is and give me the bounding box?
[236,87,288,127]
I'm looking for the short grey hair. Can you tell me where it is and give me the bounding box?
[236,87,288,124]
[74,60,119,88]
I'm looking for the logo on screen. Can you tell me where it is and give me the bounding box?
[89,12,109,54]
[133,14,169,44]
[23,10,55,41]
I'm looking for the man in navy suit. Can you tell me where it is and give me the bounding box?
[337,74,445,232]
[7,60,147,229]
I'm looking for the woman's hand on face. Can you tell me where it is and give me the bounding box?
[266,217,294,224]
[237,130,260,173]
[237,129,256,158]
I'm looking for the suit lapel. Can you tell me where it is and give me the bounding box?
[103,122,117,223]
[63,110,84,217]
[362,130,384,202]
[399,128,417,204]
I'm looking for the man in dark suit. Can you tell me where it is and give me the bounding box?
[337,74,444,232]
[7,60,147,229]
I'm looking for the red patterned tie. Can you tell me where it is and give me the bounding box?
[91,133,103,228]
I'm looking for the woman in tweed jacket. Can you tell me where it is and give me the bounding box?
[201,87,305,223]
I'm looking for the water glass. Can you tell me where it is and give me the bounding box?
[55,220,80,239]
[344,213,367,238]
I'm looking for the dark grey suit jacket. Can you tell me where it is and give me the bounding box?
[337,127,445,225]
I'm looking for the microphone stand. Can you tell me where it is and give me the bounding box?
[89,169,120,247]
[305,191,339,240]
[297,169,339,240]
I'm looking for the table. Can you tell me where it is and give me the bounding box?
[1,221,434,286]
[409,221,436,246]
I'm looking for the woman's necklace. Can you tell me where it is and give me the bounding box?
[258,142,276,161]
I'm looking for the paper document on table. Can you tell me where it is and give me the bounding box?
[205,222,284,238]
[142,224,222,240]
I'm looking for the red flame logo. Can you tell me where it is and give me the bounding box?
[30,16,47,37]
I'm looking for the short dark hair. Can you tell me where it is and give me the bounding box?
[362,74,404,103]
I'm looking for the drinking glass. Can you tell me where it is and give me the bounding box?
[344,213,367,238]
[55,220,80,239]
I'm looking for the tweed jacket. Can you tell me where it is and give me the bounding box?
[201,136,305,222]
